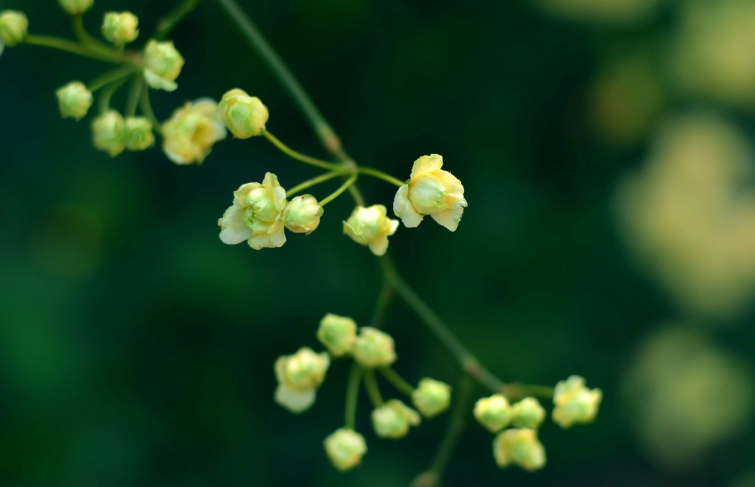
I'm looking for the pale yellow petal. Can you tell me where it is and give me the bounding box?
[368,236,390,256]
[274,384,316,414]
[410,154,444,179]
[249,227,287,250]
[218,205,254,244]
[393,184,423,228]
[431,210,460,232]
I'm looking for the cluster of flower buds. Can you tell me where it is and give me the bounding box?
[0,10,28,56]
[273,312,452,471]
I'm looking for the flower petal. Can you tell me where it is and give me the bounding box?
[431,210,460,232]
[249,227,287,250]
[144,69,178,92]
[219,205,254,244]
[410,154,444,179]
[393,185,423,228]
[275,384,316,414]
[368,236,390,256]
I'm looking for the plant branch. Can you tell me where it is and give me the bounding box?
[88,65,138,92]
[363,369,384,408]
[125,76,144,118]
[72,14,111,51]
[286,170,347,198]
[378,367,415,397]
[140,87,163,135]
[262,130,342,170]
[25,35,124,63]
[344,363,363,430]
[319,173,357,207]
[369,282,395,330]
[98,76,130,114]
[358,167,405,188]
[156,0,205,40]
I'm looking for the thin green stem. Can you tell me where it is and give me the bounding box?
[73,14,110,50]
[262,131,341,170]
[88,65,138,92]
[344,363,363,430]
[363,369,384,408]
[319,173,357,207]
[500,383,555,402]
[378,367,415,397]
[286,170,348,198]
[369,282,394,330]
[358,167,405,188]
[98,76,130,115]
[140,87,163,135]
[156,0,205,40]
[125,76,144,118]
[348,185,366,206]
[25,35,124,63]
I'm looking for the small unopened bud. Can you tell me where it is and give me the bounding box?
[125,117,155,151]
[317,313,357,357]
[56,81,92,120]
[283,195,323,234]
[343,205,399,256]
[372,399,421,439]
[412,378,451,418]
[511,397,546,429]
[143,40,184,92]
[216,89,269,138]
[492,428,546,471]
[58,0,93,15]
[92,110,125,157]
[162,99,227,165]
[0,10,28,50]
[102,12,139,46]
[274,347,330,414]
[323,428,367,471]
[352,327,397,368]
[552,375,602,429]
[474,394,512,433]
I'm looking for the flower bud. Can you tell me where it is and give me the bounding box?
[552,375,602,429]
[216,89,269,139]
[317,313,357,357]
[492,428,546,471]
[92,110,125,157]
[343,205,399,256]
[0,10,28,50]
[511,397,546,429]
[352,327,396,368]
[56,81,92,120]
[393,154,467,231]
[283,195,323,234]
[474,394,512,433]
[102,12,138,46]
[125,117,155,151]
[58,0,93,15]
[372,399,421,439]
[412,378,452,418]
[218,172,288,250]
[323,428,367,471]
[143,40,184,92]
[162,99,227,165]
[274,347,330,414]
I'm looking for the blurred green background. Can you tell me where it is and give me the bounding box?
[1,0,755,485]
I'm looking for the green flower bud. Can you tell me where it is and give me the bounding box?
[0,10,28,50]
[552,375,602,429]
[317,313,357,357]
[92,110,125,157]
[56,81,92,120]
[511,397,546,429]
[162,99,227,165]
[412,378,451,418]
[352,327,397,368]
[143,40,184,92]
[216,89,269,139]
[102,12,139,46]
[274,347,330,414]
[283,195,323,234]
[323,428,367,471]
[58,0,93,15]
[474,394,512,433]
[371,399,421,439]
[492,428,546,472]
[125,117,155,151]
[343,205,399,256]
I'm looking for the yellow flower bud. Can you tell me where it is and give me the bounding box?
[125,117,155,152]
[393,154,467,231]
[343,205,399,256]
[274,347,330,414]
[412,378,451,418]
[283,195,323,234]
[162,99,227,165]
[474,394,512,433]
[91,110,125,157]
[552,375,603,429]
[102,12,138,46]
[143,40,184,92]
[56,81,92,120]
[58,0,93,15]
[352,327,396,368]
[216,89,269,139]
[218,172,288,250]
[317,313,357,357]
[492,428,546,471]
[511,397,546,429]
[0,10,28,50]
[371,399,421,439]
[323,428,367,471]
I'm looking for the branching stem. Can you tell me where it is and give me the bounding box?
[25,35,124,63]
[286,170,348,198]
[263,131,342,171]
[140,87,163,135]
[378,367,415,397]
[125,76,144,118]
[88,65,138,92]
[363,369,384,408]
[156,0,205,40]
[344,363,363,430]
[319,173,358,207]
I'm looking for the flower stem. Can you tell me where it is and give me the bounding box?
[88,65,138,92]
[363,369,384,408]
[358,167,405,188]
[98,76,131,115]
[319,173,358,207]
[140,87,163,135]
[25,35,124,63]
[344,363,363,430]
[72,14,111,51]
[125,76,144,118]
[369,283,395,330]
[378,367,415,397]
[156,0,205,40]
[262,131,342,171]
[286,170,347,198]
